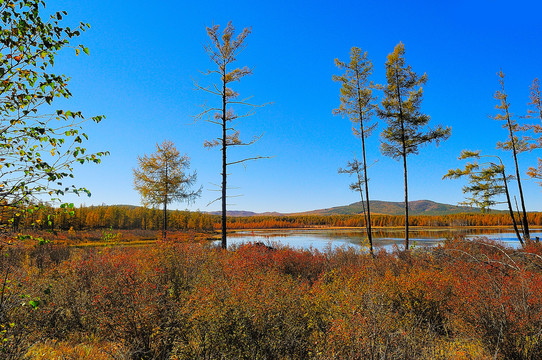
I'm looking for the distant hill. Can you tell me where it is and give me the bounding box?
[208,210,282,217]
[207,200,489,217]
[298,200,486,216]
[100,201,501,217]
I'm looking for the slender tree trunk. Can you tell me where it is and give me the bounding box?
[507,135,530,241]
[502,78,530,241]
[163,202,167,241]
[358,186,367,224]
[221,65,228,249]
[360,125,373,254]
[402,150,409,250]
[511,149,530,241]
[503,171,523,246]
[356,71,373,255]
[354,163,367,231]
[163,164,168,241]
[394,67,409,249]
[356,169,366,218]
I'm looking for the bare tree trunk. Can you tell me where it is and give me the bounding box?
[163,202,167,241]
[360,127,373,255]
[356,71,373,255]
[353,162,368,235]
[393,66,410,250]
[221,133,227,249]
[163,165,168,241]
[402,151,409,250]
[221,66,228,250]
[512,150,530,241]
[501,76,530,241]
[503,171,523,246]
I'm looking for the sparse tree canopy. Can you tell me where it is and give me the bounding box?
[133,141,200,240]
[333,47,376,254]
[196,21,267,249]
[378,42,451,249]
[527,78,542,122]
[338,158,367,196]
[492,71,530,240]
[444,151,508,211]
[333,48,377,137]
[338,157,369,242]
[0,0,107,216]
[444,150,523,245]
[524,78,542,180]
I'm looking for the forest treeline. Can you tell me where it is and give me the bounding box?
[5,205,542,232]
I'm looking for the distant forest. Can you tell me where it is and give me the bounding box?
[5,205,542,232]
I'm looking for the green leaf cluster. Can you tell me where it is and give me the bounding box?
[0,0,108,213]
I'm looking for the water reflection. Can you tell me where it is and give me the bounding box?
[221,228,541,251]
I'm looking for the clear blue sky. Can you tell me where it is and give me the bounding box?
[49,0,542,213]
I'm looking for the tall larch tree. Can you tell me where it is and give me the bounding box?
[333,47,377,254]
[133,141,201,240]
[196,22,266,249]
[378,42,451,250]
[493,71,530,241]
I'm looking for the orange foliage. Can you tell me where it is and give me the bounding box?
[3,239,542,359]
[4,204,542,234]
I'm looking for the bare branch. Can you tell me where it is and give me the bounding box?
[227,156,271,166]
[206,196,222,206]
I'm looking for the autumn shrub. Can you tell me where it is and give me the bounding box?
[309,266,393,359]
[72,248,182,360]
[271,246,327,284]
[308,249,456,360]
[15,247,181,360]
[157,242,216,300]
[227,243,327,284]
[441,239,542,360]
[0,263,31,359]
[165,243,319,359]
[90,251,180,359]
[24,340,123,360]
[30,242,72,271]
[4,236,542,359]
[382,266,453,335]
[323,245,370,271]
[0,242,36,358]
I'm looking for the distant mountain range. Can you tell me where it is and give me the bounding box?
[297,200,485,216]
[207,210,282,217]
[209,200,491,217]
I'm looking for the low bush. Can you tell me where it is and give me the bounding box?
[1,238,541,359]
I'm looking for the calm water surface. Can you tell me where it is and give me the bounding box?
[221,228,541,251]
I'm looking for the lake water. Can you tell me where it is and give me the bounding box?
[221,228,541,251]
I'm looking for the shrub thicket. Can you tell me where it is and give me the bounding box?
[1,238,542,359]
